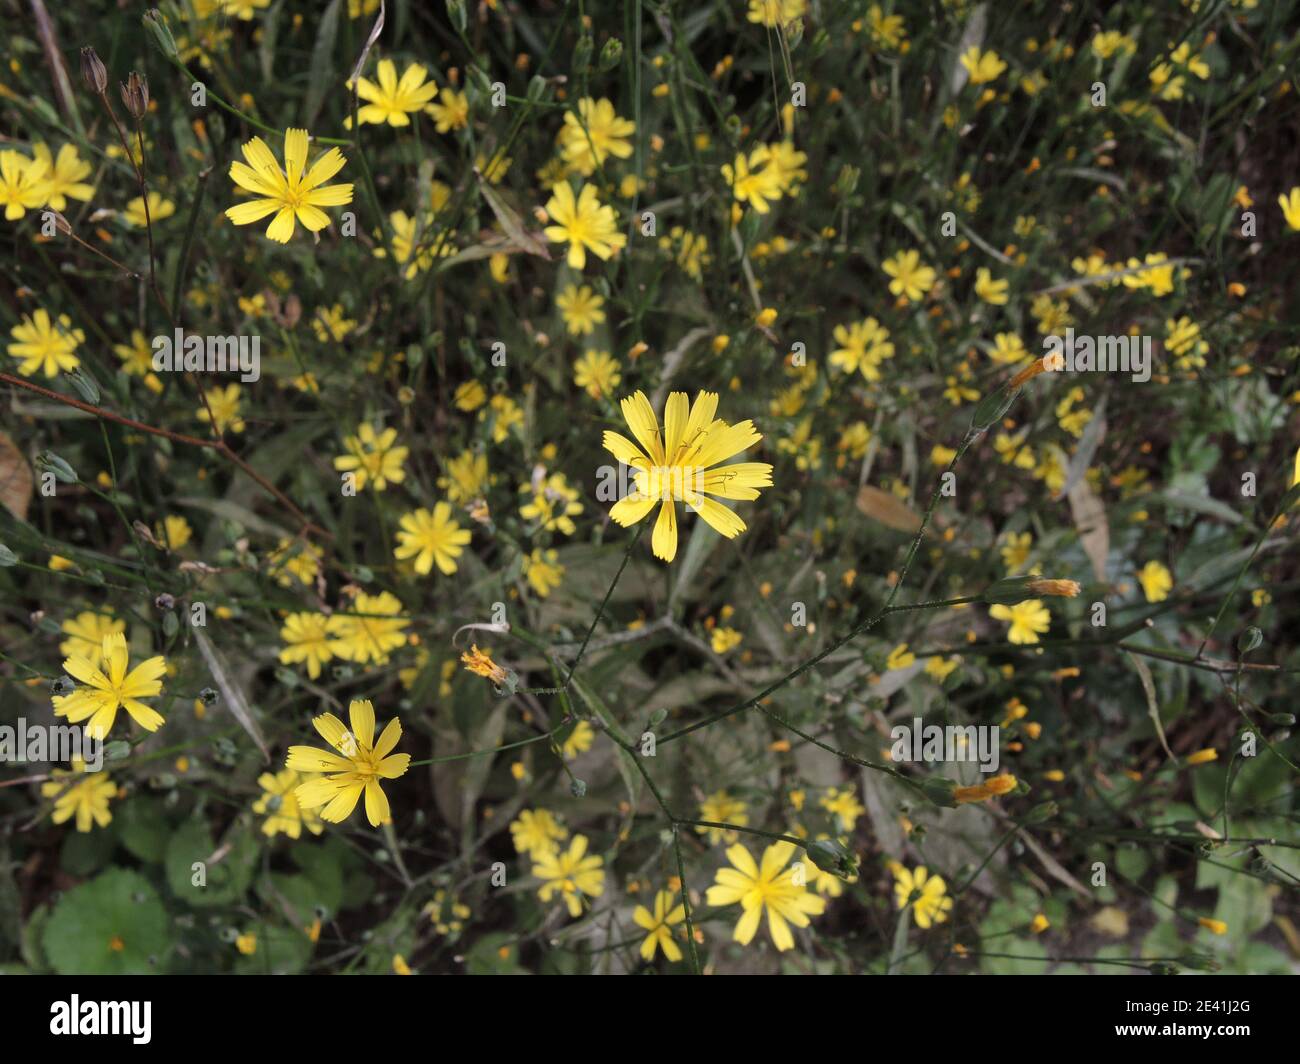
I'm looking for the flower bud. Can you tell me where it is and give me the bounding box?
[142,9,180,59]
[805,838,858,880]
[1025,578,1080,598]
[80,47,108,94]
[120,71,149,119]
[599,38,624,71]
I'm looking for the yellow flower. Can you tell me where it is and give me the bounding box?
[1280,188,1300,231]
[123,191,175,227]
[394,502,472,576]
[279,612,335,679]
[461,644,507,685]
[562,720,595,759]
[893,864,952,929]
[8,309,83,378]
[59,612,125,669]
[29,142,95,210]
[333,423,409,491]
[1186,748,1218,766]
[347,60,438,126]
[721,147,783,214]
[829,317,894,380]
[225,128,353,243]
[0,150,45,219]
[696,791,748,844]
[1137,560,1173,603]
[328,591,408,665]
[223,0,271,18]
[557,97,636,175]
[253,768,325,839]
[41,760,118,833]
[427,88,469,133]
[745,0,806,29]
[602,390,773,562]
[573,349,621,399]
[989,600,1051,644]
[112,329,163,393]
[1000,531,1032,572]
[711,626,743,655]
[882,248,936,302]
[156,514,192,550]
[556,283,606,335]
[1198,917,1227,935]
[533,835,605,917]
[885,643,915,670]
[519,473,583,535]
[286,699,410,826]
[705,841,826,951]
[543,181,626,269]
[959,46,1007,86]
[925,655,959,682]
[820,786,865,831]
[1030,913,1050,933]
[633,890,687,962]
[392,954,412,974]
[974,266,1008,305]
[52,631,166,739]
[522,547,565,597]
[510,809,568,859]
[313,303,356,342]
[989,332,1027,366]
[439,449,490,505]
[268,537,323,587]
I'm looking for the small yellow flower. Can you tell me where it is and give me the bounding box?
[394,502,472,576]
[1280,188,1300,231]
[510,809,568,859]
[959,46,1007,86]
[696,791,748,844]
[1030,913,1050,934]
[989,600,1051,644]
[8,309,83,378]
[633,889,687,962]
[533,835,605,917]
[882,248,936,302]
[1197,917,1228,935]
[711,627,743,655]
[1186,748,1218,766]
[885,643,915,670]
[543,182,626,269]
[1137,560,1173,603]
[556,284,606,336]
[253,768,324,839]
[573,349,621,399]
[892,864,952,929]
[123,191,175,227]
[235,933,257,955]
[346,60,438,127]
[41,759,118,833]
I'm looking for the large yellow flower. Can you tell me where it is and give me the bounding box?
[52,632,166,739]
[286,699,410,827]
[543,182,626,269]
[328,591,409,665]
[603,390,773,562]
[705,840,826,951]
[347,60,438,127]
[225,128,353,243]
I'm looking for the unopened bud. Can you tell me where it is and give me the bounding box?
[121,71,149,119]
[805,838,858,880]
[80,47,108,94]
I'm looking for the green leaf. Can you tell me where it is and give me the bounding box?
[305,0,343,126]
[165,819,259,907]
[43,868,172,974]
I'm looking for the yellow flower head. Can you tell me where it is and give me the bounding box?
[461,644,507,685]
[603,390,773,562]
[225,128,353,243]
[52,631,166,739]
[633,889,687,962]
[533,834,605,917]
[705,840,826,951]
[286,699,410,826]
[543,182,627,269]
[348,60,438,127]
[253,767,325,839]
[892,864,953,929]
[41,759,118,833]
